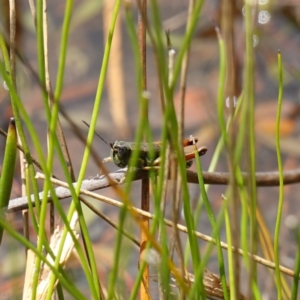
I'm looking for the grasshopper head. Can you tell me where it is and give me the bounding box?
[111,141,132,168]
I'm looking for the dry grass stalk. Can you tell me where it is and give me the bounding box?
[182,269,247,300]
[22,213,79,299]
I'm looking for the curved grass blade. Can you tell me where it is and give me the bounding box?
[0,118,17,244]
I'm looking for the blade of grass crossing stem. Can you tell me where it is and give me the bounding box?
[0,118,17,244]
[273,50,284,300]
[194,149,229,300]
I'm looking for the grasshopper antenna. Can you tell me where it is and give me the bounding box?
[82,120,113,148]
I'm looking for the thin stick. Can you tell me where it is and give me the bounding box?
[79,195,140,248]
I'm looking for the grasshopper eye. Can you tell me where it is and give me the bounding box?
[114,146,128,157]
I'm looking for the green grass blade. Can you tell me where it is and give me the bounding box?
[194,149,229,300]
[273,50,284,300]
[244,1,258,293]
[0,118,17,244]
[54,0,74,101]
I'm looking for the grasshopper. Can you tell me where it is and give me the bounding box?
[103,138,207,168]
[83,121,207,168]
